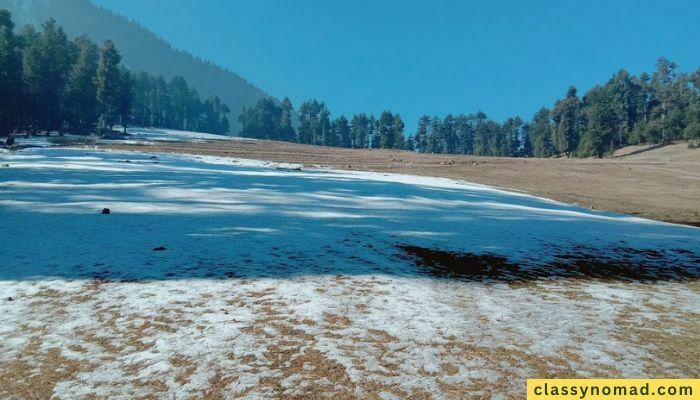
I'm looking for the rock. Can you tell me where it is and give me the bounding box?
[153,246,166,251]
[101,208,111,214]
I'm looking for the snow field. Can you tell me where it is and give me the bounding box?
[0,147,698,398]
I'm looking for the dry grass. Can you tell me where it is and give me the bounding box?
[323,313,353,328]
[0,338,93,400]
[614,286,700,377]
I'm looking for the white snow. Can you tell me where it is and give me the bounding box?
[121,127,243,143]
[0,147,698,398]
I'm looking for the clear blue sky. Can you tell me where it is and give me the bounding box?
[93,0,700,130]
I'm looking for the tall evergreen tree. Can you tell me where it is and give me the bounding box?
[472,112,491,156]
[579,85,615,157]
[95,40,122,133]
[393,114,405,149]
[200,95,229,134]
[64,35,98,134]
[529,108,554,157]
[551,86,581,157]
[378,110,395,149]
[519,122,533,157]
[169,75,190,130]
[333,115,351,148]
[649,57,684,143]
[238,97,282,139]
[427,116,442,153]
[22,18,74,132]
[0,9,22,136]
[117,67,133,132]
[131,71,152,127]
[298,99,322,145]
[404,133,415,151]
[607,69,639,148]
[441,114,457,153]
[279,97,296,142]
[351,113,370,148]
[414,115,431,153]
[502,116,524,157]
[319,105,332,146]
[454,114,474,155]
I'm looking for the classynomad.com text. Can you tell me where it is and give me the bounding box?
[527,379,699,400]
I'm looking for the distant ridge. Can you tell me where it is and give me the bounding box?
[0,0,271,132]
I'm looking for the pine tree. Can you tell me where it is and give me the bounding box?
[579,85,615,157]
[0,10,22,136]
[519,123,533,157]
[169,75,190,130]
[472,112,491,156]
[427,116,442,153]
[319,104,332,146]
[153,76,171,127]
[131,71,152,127]
[333,115,351,148]
[454,114,474,155]
[607,69,639,148]
[368,115,378,149]
[502,116,524,157]
[117,67,133,132]
[187,87,202,131]
[442,114,457,153]
[414,115,431,153]
[239,97,284,139]
[393,114,405,149]
[405,134,415,151]
[551,86,581,157]
[22,18,74,132]
[529,108,554,157]
[351,113,370,148]
[95,40,122,133]
[649,57,684,143]
[684,68,700,144]
[378,110,395,148]
[200,96,229,134]
[298,100,321,144]
[279,97,296,142]
[64,35,98,134]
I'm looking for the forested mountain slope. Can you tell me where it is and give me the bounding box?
[0,0,269,131]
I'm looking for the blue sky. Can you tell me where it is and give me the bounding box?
[92,0,700,130]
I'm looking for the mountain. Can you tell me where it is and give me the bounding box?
[0,0,269,132]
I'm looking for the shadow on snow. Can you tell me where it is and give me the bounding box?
[1,149,699,283]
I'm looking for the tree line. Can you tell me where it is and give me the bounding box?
[239,58,700,157]
[239,98,407,150]
[0,10,230,137]
[3,9,699,157]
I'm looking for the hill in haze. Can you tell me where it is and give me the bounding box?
[0,0,270,132]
